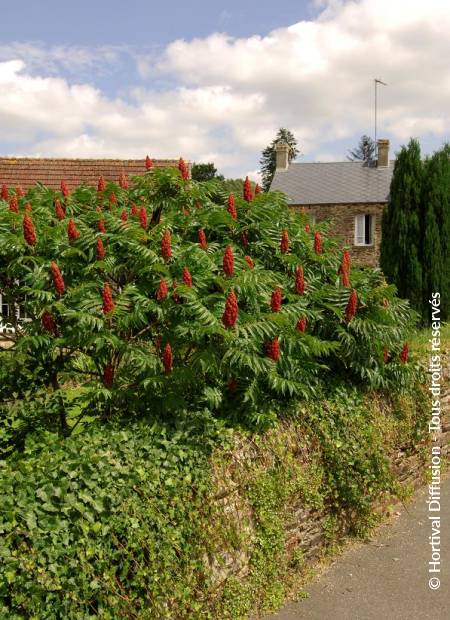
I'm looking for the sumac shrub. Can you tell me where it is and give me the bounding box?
[0,167,418,436]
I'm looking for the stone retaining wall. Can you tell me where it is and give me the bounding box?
[206,356,449,588]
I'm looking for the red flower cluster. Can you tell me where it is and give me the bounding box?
[163,343,173,374]
[383,346,390,363]
[161,229,172,259]
[296,317,307,332]
[244,255,254,269]
[400,342,409,363]
[345,289,358,322]
[156,279,168,301]
[295,266,305,295]
[240,232,249,247]
[228,379,237,392]
[198,228,208,250]
[178,158,189,180]
[1,184,8,201]
[109,192,117,207]
[9,195,18,213]
[338,250,351,287]
[102,282,115,315]
[23,214,37,246]
[243,176,253,202]
[305,224,310,233]
[120,209,128,222]
[131,204,139,216]
[145,155,153,170]
[182,267,193,287]
[254,184,261,194]
[51,262,65,296]
[55,200,65,220]
[172,280,180,304]
[24,202,32,213]
[16,186,25,198]
[314,231,322,254]
[139,207,148,229]
[97,176,106,192]
[41,310,57,335]
[96,238,105,260]
[271,287,282,312]
[222,289,238,328]
[68,219,80,241]
[119,172,129,189]
[342,249,351,271]
[280,229,289,254]
[98,218,106,233]
[103,365,114,388]
[61,180,69,198]
[227,193,237,220]
[265,337,280,361]
[223,245,234,276]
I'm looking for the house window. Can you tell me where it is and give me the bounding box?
[354,214,374,246]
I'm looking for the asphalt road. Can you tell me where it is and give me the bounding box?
[266,477,449,620]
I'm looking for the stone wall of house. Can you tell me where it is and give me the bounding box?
[291,202,386,267]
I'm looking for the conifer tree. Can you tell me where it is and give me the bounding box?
[260,128,299,191]
[421,148,446,321]
[380,139,423,315]
[429,144,450,321]
[346,135,376,162]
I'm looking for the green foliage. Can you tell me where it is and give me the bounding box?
[260,128,299,191]
[191,162,224,182]
[421,144,450,321]
[0,378,430,619]
[381,138,423,314]
[0,415,226,619]
[381,140,450,323]
[0,167,419,450]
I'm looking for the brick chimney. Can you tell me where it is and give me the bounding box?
[377,139,389,167]
[275,141,289,170]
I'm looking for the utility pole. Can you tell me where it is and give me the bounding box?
[374,78,387,156]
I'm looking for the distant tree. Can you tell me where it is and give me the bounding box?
[260,128,299,191]
[191,162,224,182]
[217,178,248,195]
[380,139,423,316]
[347,135,376,162]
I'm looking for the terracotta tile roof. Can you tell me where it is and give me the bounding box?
[0,157,179,191]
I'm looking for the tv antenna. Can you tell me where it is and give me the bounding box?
[374,78,387,154]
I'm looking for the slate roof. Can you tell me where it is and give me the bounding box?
[0,157,179,191]
[270,161,394,205]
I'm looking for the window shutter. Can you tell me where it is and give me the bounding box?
[355,214,365,245]
[365,215,373,244]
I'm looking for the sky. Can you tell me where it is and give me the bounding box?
[0,0,449,180]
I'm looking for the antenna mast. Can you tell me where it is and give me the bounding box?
[374,78,387,156]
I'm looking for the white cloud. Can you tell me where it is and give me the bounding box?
[0,0,449,177]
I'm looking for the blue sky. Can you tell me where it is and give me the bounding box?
[0,0,449,179]
[0,1,317,47]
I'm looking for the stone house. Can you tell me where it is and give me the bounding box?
[0,156,179,337]
[270,139,393,266]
